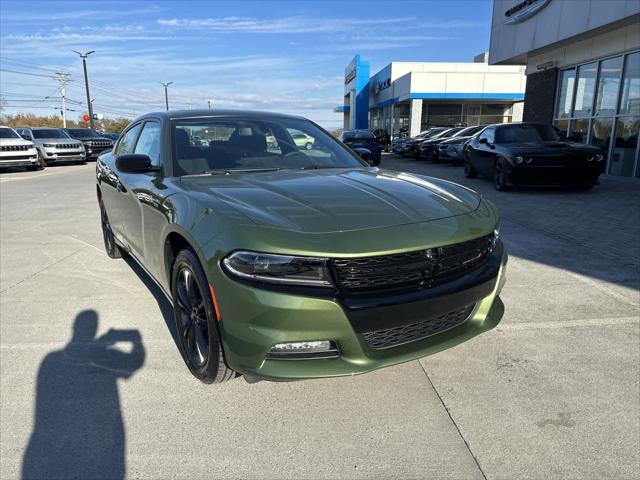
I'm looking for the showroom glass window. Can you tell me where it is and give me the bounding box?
[553,51,640,178]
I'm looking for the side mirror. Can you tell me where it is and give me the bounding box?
[478,137,488,145]
[116,154,158,173]
[353,147,374,164]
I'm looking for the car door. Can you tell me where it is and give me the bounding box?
[104,122,143,246]
[474,127,497,176]
[117,120,164,264]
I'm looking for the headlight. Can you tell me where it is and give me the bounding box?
[43,143,56,147]
[222,251,332,286]
[85,141,92,146]
[515,156,524,164]
[588,154,604,162]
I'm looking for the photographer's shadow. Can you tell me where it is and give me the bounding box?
[22,310,145,480]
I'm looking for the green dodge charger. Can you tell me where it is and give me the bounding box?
[96,110,507,383]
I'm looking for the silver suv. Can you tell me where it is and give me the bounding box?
[17,128,85,165]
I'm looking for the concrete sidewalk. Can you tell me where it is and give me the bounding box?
[1,161,638,479]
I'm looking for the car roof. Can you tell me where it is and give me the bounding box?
[133,109,307,123]
[30,127,65,130]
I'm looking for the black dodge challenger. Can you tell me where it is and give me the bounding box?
[464,123,605,191]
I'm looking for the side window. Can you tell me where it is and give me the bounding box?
[134,121,161,166]
[116,124,142,155]
[479,128,494,144]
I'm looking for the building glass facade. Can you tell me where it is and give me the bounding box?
[553,51,640,178]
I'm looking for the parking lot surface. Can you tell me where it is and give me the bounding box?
[1,158,639,479]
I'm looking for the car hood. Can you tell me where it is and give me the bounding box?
[179,168,481,234]
[441,135,473,144]
[34,138,83,145]
[0,138,34,147]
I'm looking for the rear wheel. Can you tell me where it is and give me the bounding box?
[171,249,235,384]
[100,199,124,258]
[464,154,477,178]
[494,158,510,191]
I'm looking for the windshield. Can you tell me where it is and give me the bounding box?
[33,129,69,139]
[66,129,102,138]
[419,128,446,139]
[0,128,20,139]
[454,126,481,137]
[342,130,375,140]
[172,116,366,176]
[496,124,562,144]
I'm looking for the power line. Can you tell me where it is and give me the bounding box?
[0,68,57,79]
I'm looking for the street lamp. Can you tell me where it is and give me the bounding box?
[72,50,95,129]
[161,82,173,111]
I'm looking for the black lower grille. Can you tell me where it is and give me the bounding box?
[332,234,495,293]
[361,304,475,349]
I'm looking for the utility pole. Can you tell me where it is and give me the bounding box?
[208,100,211,109]
[73,50,95,129]
[161,81,173,111]
[55,71,71,127]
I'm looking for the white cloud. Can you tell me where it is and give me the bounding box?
[157,15,417,33]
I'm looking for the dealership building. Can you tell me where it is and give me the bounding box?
[337,54,526,138]
[489,0,640,178]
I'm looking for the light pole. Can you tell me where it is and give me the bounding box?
[161,82,173,111]
[208,100,211,109]
[72,50,95,129]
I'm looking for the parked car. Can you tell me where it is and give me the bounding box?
[100,132,121,141]
[0,126,41,171]
[97,110,507,383]
[338,129,383,165]
[63,128,113,160]
[403,127,449,157]
[17,127,85,165]
[437,125,487,163]
[464,122,605,191]
[417,127,466,160]
[390,134,409,155]
[289,130,316,150]
[372,128,391,151]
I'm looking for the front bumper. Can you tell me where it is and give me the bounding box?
[211,241,507,381]
[41,147,85,163]
[0,151,38,168]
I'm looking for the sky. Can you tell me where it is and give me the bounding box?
[0,0,493,129]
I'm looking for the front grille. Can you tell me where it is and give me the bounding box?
[92,141,111,148]
[332,234,495,293]
[1,145,29,152]
[56,144,80,149]
[361,304,475,349]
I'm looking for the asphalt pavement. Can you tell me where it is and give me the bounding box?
[1,157,638,479]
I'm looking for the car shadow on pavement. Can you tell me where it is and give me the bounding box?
[21,310,145,480]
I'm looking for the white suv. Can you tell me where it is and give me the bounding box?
[0,126,40,171]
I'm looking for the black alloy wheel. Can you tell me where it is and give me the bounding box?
[463,154,477,178]
[171,249,235,383]
[494,158,509,191]
[100,200,124,258]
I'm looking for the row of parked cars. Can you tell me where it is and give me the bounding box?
[391,122,606,191]
[0,125,118,171]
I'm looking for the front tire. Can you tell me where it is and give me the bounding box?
[100,199,124,258]
[464,154,477,178]
[171,249,235,384]
[494,158,510,191]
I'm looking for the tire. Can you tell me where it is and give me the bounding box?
[171,249,235,384]
[494,158,510,191]
[305,142,313,150]
[75,160,86,165]
[464,154,477,178]
[37,150,47,168]
[100,199,125,258]
[26,165,41,171]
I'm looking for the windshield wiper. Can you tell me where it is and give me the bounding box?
[299,165,337,170]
